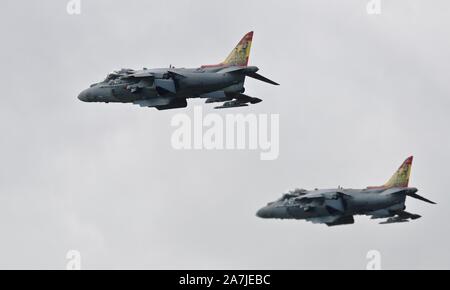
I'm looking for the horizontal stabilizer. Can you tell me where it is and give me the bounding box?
[247,72,279,86]
[407,192,436,204]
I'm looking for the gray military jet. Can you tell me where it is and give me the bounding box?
[256,156,436,226]
[77,31,278,110]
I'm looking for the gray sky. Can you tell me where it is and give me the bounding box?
[0,0,449,269]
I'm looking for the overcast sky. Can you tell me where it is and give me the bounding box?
[0,0,449,269]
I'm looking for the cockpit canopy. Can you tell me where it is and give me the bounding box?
[105,73,119,81]
[277,188,308,201]
[289,188,308,195]
[278,193,294,202]
[104,68,135,81]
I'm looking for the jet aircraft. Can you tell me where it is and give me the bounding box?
[256,156,435,226]
[78,31,278,110]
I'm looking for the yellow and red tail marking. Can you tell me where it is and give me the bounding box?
[202,31,253,68]
[368,156,413,189]
[223,31,253,66]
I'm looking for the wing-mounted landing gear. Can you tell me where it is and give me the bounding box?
[379,210,421,224]
[214,94,262,109]
[201,91,262,109]
[214,100,250,109]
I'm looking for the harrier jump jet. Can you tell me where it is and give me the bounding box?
[256,156,435,226]
[78,31,278,110]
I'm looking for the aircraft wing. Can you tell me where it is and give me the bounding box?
[295,195,324,204]
[295,191,350,202]
[294,192,349,215]
[382,187,436,204]
[293,197,325,212]
[168,70,187,79]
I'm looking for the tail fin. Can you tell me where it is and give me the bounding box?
[201,32,254,68]
[367,156,413,189]
[222,31,253,66]
[383,156,413,188]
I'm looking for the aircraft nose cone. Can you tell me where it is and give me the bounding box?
[256,207,272,219]
[78,89,90,102]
